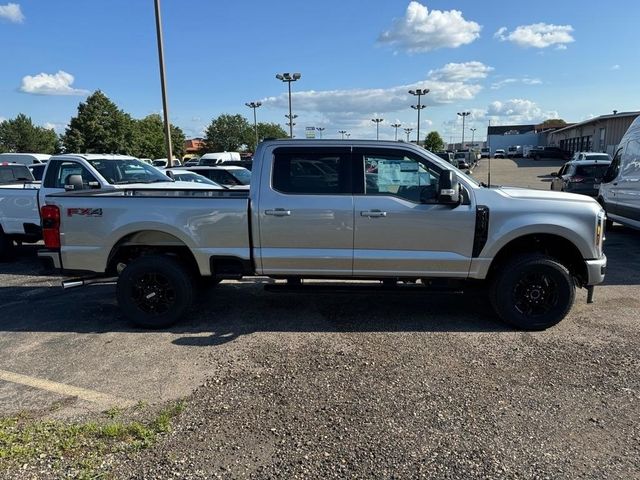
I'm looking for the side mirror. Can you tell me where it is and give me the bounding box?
[165,170,175,179]
[64,174,84,191]
[438,170,460,205]
[550,172,558,177]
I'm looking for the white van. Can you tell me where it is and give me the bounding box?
[599,116,640,229]
[198,152,241,166]
[0,153,50,166]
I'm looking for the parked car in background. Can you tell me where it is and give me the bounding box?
[185,166,251,188]
[550,160,611,197]
[480,148,490,159]
[184,158,200,166]
[571,152,611,162]
[598,115,640,230]
[507,145,522,158]
[454,152,470,170]
[153,158,182,167]
[531,147,572,161]
[27,163,46,181]
[0,163,35,185]
[166,169,223,188]
[0,153,50,165]
[526,146,544,158]
[494,149,506,159]
[198,152,241,166]
[435,151,456,166]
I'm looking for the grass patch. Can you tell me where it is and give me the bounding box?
[0,401,185,477]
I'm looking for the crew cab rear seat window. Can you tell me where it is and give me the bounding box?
[272,149,351,194]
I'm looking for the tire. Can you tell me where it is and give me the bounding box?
[117,255,194,329]
[0,231,14,262]
[490,254,575,330]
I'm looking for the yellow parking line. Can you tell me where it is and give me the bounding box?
[0,368,133,409]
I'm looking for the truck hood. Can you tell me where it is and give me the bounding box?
[497,186,598,204]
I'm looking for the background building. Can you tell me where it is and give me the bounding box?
[486,124,543,155]
[548,111,640,156]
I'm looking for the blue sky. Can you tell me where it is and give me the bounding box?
[0,0,638,143]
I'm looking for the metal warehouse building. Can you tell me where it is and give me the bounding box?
[548,111,639,156]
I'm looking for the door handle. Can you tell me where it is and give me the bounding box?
[265,208,291,216]
[360,210,387,218]
[612,182,618,186]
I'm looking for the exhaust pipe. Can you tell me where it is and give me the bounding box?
[62,277,118,289]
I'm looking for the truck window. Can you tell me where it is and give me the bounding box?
[621,140,640,179]
[272,149,351,194]
[362,152,440,203]
[44,161,98,189]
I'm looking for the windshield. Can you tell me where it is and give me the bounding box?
[172,171,222,187]
[229,168,251,184]
[88,159,172,184]
[575,164,610,178]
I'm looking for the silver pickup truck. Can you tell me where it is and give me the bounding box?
[39,140,607,330]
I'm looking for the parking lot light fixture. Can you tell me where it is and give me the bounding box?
[316,127,325,139]
[276,72,301,138]
[457,111,471,149]
[245,101,262,150]
[409,88,429,145]
[338,130,347,140]
[391,123,401,141]
[403,127,413,142]
[371,118,384,140]
[470,127,477,149]
[345,133,351,139]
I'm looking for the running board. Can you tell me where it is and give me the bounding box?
[263,282,465,294]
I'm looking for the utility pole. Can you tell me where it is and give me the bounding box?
[371,118,384,140]
[390,123,401,141]
[245,101,262,151]
[409,88,429,146]
[154,0,173,165]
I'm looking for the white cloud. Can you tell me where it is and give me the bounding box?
[490,77,542,89]
[19,70,89,96]
[611,64,621,70]
[428,61,493,82]
[0,3,24,23]
[379,1,481,53]
[42,121,66,133]
[494,23,574,49]
[486,99,559,123]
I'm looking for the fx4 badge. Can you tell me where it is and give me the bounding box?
[67,208,103,217]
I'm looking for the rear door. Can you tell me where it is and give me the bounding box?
[257,147,354,276]
[616,138,640,222]
[352,147,476,277]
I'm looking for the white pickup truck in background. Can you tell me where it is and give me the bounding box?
[0,154,212,259]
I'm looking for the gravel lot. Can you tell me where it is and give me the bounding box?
[1,157,639,479]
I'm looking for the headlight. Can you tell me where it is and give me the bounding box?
[595,210,605,256]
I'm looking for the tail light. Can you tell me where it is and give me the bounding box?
[568,176,585,183]
[41,205,61,249]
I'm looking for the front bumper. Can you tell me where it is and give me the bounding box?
[585,255,607,285]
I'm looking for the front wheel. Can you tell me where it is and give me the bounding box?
[117,255,194,329]
[490,254,575,330]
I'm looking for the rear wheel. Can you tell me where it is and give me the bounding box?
[490,254,575,330]
[117,255,194,329]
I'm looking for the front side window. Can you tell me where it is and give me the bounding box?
[87,159,170,184]
[272,149,350,194]
[604,146,624,183]
[43,161,98,189]
[361,150,440,203]
[621,139,640,179]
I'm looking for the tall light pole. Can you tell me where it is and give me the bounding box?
[245,101,262,151]
[154,0,173,165]
[345,133,351,139]
[338,130,347,140]
[404,127,413,142]
[276,72,301,138]
[457,111,471,149]
[390,123,401,141]
[470,127,476,150]
[371,118,384,140]
[316,127,325,139]
[409,88,429,146]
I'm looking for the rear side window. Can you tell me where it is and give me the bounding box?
[43,161,97,189]
[0,165,33,183]
[272,148,351,194]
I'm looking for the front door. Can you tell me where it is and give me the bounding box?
[352,147,476,277]
[257,147,354,276]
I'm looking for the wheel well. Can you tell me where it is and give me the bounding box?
[106,230,200,277]
[488,234,588,286]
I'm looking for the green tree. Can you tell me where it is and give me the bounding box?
[0,114,58,154]
[256,122,287,142]
[203,114,252,152]
[61,90,134,154]
[131,114,186,159]
[424,131,445,152]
